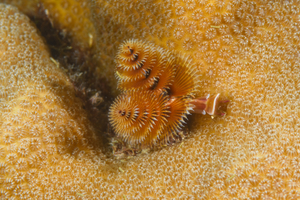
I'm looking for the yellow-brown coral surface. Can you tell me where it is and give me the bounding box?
[0,0,96,50]
[1,0,300,200]
[41,0,96,49]
[0,0,39,14]
[0,4,106,199]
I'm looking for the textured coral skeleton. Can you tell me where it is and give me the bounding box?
[0,0,300,199]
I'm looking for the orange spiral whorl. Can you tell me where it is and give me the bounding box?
[169,55,199,98]
[108,91,170,145]
[116,39,150,69]
[158,96,194,144]
[110,39,202,148]
[115,39,158,91]
[115,39,177,94]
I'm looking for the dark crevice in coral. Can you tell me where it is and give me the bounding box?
[28,4,114,154]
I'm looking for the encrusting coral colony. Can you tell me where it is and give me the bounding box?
[0,0,300,199]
